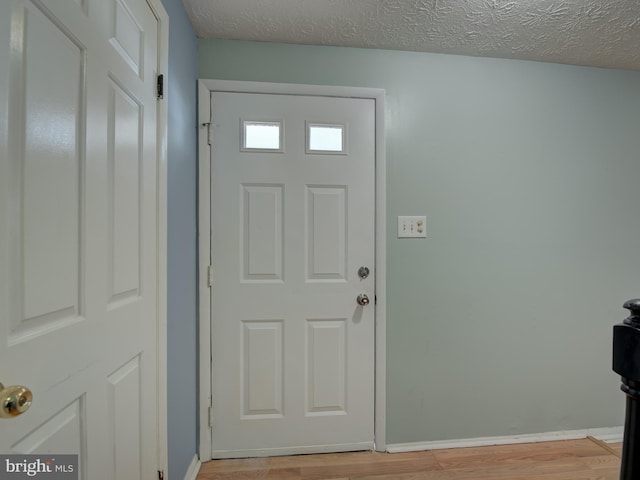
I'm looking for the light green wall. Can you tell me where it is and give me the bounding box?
[199,39,640,444]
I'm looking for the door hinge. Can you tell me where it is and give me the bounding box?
[158,470,165,480]
[207,265,213,288]
[208,405,214,428]
[156,74,164,100]
[202,122,213,145]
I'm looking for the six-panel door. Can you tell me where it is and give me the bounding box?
[210,92,376,457]
[0,0,161,477]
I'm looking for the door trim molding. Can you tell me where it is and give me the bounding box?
[146,0,169,474]
[197,80,387,460]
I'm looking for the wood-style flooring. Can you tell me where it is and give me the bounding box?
[196,438,622,480]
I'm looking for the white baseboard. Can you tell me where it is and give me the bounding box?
[595,428,625,443]
[183,454,201,480]
[386,426,624,453]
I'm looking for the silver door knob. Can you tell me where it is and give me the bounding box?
[357,294,370,306]
[0,382,33,419]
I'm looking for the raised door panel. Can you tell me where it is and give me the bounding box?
[108,0,144,77]
[6,2,85,344]
[107,78,142,307]
[306,319,347,415]
[305,186,347,282]
[12,399,86,476]
[240,185,284,283]
[108,357,142,479]
[241,321,284,418]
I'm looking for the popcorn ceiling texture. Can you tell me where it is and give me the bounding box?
[183,0,640,70]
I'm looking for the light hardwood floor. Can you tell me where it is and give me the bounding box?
[197,438,622,479]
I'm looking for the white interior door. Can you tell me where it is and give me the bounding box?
[0,0,161,478]
[210,92,376,458]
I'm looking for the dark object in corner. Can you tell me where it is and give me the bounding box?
[613,298,640,480]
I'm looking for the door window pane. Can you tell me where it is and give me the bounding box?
[307,123,345,154]
[242,121,283,151]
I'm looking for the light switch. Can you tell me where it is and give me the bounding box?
[397,216,426,238]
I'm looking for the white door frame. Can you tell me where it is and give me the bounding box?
[197,79,387,461]
[145,0,169,474]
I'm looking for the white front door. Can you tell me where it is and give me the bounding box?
[210,92,376,458]
[0,0,161,478]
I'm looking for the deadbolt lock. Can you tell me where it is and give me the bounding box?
[358,266,370,279]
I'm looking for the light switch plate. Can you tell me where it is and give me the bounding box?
[398,216,426,238]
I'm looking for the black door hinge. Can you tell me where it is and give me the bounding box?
[158,470,164,480]
[157,74,164,99]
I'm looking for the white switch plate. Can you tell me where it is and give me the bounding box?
[398,216,426,238]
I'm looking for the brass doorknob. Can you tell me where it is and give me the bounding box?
[0,382,33,418]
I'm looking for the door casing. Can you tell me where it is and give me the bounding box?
[197,79,387,461]
[149,0,169,474]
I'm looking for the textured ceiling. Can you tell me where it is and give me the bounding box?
[183,0,640,71]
